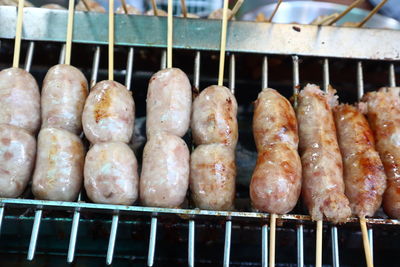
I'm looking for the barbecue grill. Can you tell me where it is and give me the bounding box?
[0,5,399,266]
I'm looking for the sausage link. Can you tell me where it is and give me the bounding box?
[333,104,387,217]
[297,84,351,223]
[41,64,88,134]
[0,68,40,134]
[0,124,36,198]
[250,88,302,214]
[82,80,134,144]
[190,143,236,210]
[84,142,139,205]
[140,132,190,208]
[32,128,84,201]
[191,85,238,148]
[146,68,192,138]
[360,87,400,219]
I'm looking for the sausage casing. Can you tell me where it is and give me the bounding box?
[32,128,84,201]
[41,64,88,134]
[190,143,236,210]
[191,85,238,148]
[140,133,189,208]
[250,88,302,214]
[0,124,36,198]
[84,142,139,205]
[333,104,387,217]
[0,68,40,134]
[82,80,134,144]
[360,87,400,218]
[146,68,192,138]
[297,84,351,223]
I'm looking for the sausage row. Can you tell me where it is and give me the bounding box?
[1,64,400,223]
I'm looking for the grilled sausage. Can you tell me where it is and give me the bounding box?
[250,88,302,214]
[333,104,387,217]
[76,0,105,13]
[297,84,351,223]
[208,8,235,20]
[190,143,236,210]
[146,68,192,138]
[191,85,238,148]
[145,9,168,16]
[140,132,189,208]
[41,64,88,134]
[0,68,40,134]
[360,87,400,219]
[0,124,36,198]
[84,142,139,205]
[82,80,134,144]
[32,128,84,202]
[116,4,141,14]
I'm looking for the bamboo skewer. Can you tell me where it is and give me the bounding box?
[316,220,323,267]
[13,0,25,68]
[327,0,364,26]
[121,0,128,14]
[109,0,114,80]
[64,0,75,65]
[268,0,283,22]
[180,0,187,18]
[167,0,173,69]
[228,0,244,21]
[218,0,229,86]
[357,0,387,27]
[269,213,277,267]
[150,0,158,16]
[360,217,374,267]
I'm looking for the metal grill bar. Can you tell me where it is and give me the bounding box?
[67,208,80,263]
[188,219,195,267]
[297,224,304,267]
[27,208,42,260]
[161,50,167,70]
[125,47,134,90]
[59,44,66,65]
[323,58,329,92]
[106,214,119,265]
[223,220,232,267]
[0,205,4,235]
[229,54,235,94]
[357,62,364,100]
[262,224,268,267]
[262,56,268,89]
[148,216,158,267]
[368,228,373,260]
[90,46,101,88]
[24,41,34,72]
[389,63,396,87]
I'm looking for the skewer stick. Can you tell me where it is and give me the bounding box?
[82,0,91,11]
[180,0,187,18]
[269,213,277,267]
[218,0,229,86]
[13,0,25,68]
[268,0,283,22]
[316,220,323,267]
[167,0,173,68]
[228,0,244,21]
[109,0,114,80]
[150,0,158,16]
[64,0,75,65]
[121,0,129,14]
[327,0,364,26]
[360,217,374,267]
[357,0,387,27]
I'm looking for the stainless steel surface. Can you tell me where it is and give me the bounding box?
[262,224,268,267]
[292,55,299,107]
[188,220,195,267]
[193,51,200,90]
[223,220,232,267]
[331,226,340,267]
[262,56,268,89]
[389,63,396,87]
[90,46,101,88]
[106,214,119,265]
[24,41,34,72]
[125,47,134,90]
[161,50,166,70]
[67,208,80,263]
[368,228,374,260]
[1,7,400,60]
[0,205,4,235]
[229,54,235,94]
[59,43,66,64]
[297,224,304,267]
[357,61,364,102]
[241,1,400,30]
[27,209,42,261]
[323,58,329,93]
[148,217,157,267]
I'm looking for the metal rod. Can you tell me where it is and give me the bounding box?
[90,46,101,88]
[106,214,119,265]
[262,56,268,89]
[223,220,232,267]
[331,226,340,267]
[67,209,80,263]
[323,58,330,92]
[27,209,43,260]
[389,63,396,87]
[125,47,134,90]
[262,224,268,267]
[24,41,34,72]
[147,217,158,267]
[297,224,304,267]
[357,61,364,99]
[59,44,66,65]
[229,54,235,94]
[161,50,167,70]
[0,205,4,235]
[292,55,300,107]
[194,51,201,92]
[368,228,373,259]
[188,220,195,267]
